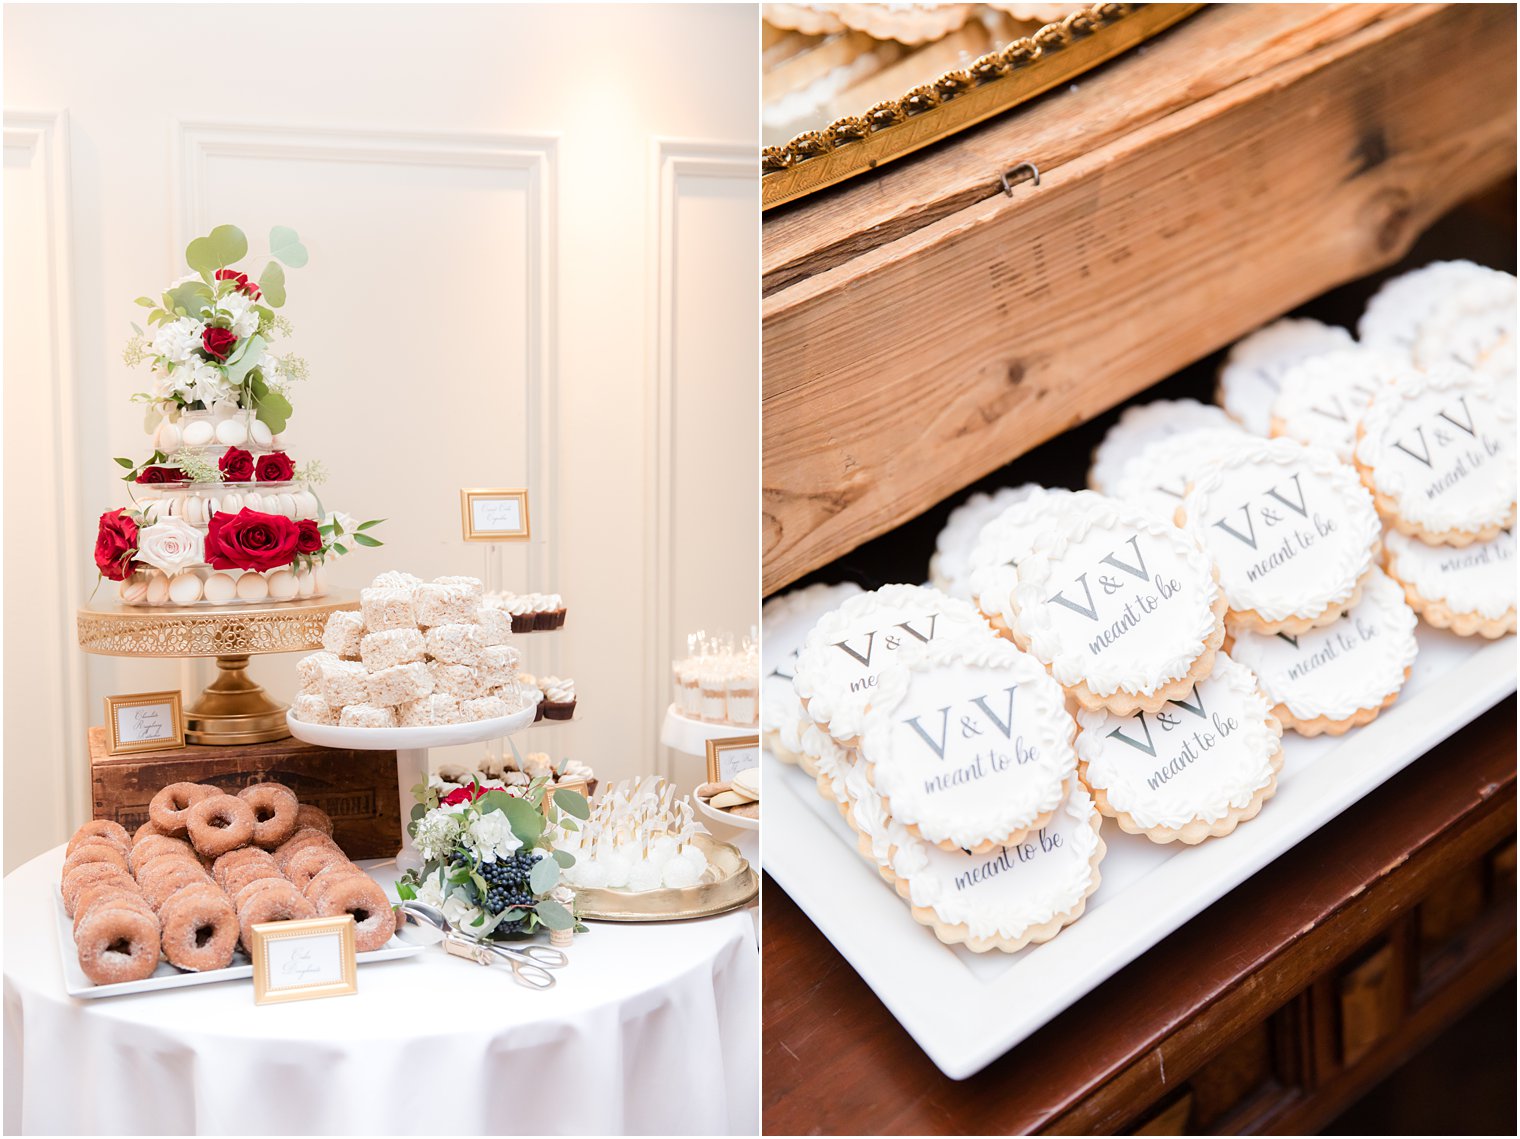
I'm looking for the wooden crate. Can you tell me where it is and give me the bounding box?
[761,2,1518,593]
[89,728,401,860]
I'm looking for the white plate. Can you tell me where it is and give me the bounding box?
[765,626,1516,1080]
[660,704,758,757]
[286,704,537,751]
[697,794,760,832]
[57,861,426,999]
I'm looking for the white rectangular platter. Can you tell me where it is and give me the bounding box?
[764,626,1515,1080]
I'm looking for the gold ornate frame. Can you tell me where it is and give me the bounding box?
[762,3,1204,210]
[460,487,532,542]
[251,915,358,1004]
[102,690,186,755]
[706,734,761,784]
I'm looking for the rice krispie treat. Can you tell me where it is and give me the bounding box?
[291,693,338,725]
[460,695,509,722]
[339,703,398,729]
[321,611,365,659]
[432,662,487,700]
[360,628,425,672]
[360,586,416,632]
[367,661,435,707]
[478,644,521,686]
[371,571,422,589]
[319,659,369,707]
[413,583,477,627]
[476,608,514,646]
[432,575,484,601]
[296,651,339,695]
[425,623,484,666]
[398,693,464,727]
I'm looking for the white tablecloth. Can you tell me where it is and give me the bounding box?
[4,847,759,1135]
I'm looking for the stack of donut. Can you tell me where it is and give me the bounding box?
[62,781,396,986]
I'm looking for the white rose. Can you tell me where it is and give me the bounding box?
[441,892,483,931]
[414,875,447,910]
[465,810,523,864]
[134,518,205,576]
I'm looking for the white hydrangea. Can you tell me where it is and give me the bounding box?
[217,291,260,339]
[441,892,483,932]
[412,808,463,863]
[151,317,204,365]
[181,360,235,407]
[464,809,523,864]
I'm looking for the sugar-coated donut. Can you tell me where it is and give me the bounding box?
[130,835,196,874]
[66,820,131,857]
[211,846,278,889]
[139,861,213,910]
[294,804,334,837]
[239,783,299,848]
[316,874,395,952]
[61,863,136,916]
[75,905,162,984]
[282,844,344,891]
[236,881,315,949]
[185,794,256,856]
[274,830,341,870]
[232,876,295,912]
[223,863,285,900]
[73,887,152,936]
[132,821,168,845]
[303,862,365,905]
[62,844,130,879]
[149,783,217,837]
[159,887,239,972]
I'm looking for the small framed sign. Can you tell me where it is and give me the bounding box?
[103,691,185,755]
[706,735,760,784]
[250,915,358,1004]
[460,488,531,542]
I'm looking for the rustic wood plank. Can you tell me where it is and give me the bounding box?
[761,2,1518,594]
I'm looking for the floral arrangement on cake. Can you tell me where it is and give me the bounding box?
[396,774,591,941]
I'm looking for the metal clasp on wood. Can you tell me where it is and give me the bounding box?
[1001,162,1041,195]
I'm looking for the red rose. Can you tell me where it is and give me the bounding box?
[201,326,237,362]
[204,508,300,573]
[135,466,186,484]
[440,782,489,807]
[219,447,254,482]
[214,268,261,300]
[94,509,139,581]
[296,519,323,555]
[255,451,295,482]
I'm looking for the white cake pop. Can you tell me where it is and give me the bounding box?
[626,860,662,892]
[661,858,700,889]
[601,848,633,889]
[576,860,610,889]
[681,844,709,875]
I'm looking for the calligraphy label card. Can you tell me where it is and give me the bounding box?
[251,915,358,1005]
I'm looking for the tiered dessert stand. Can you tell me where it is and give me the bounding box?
[661,706,759,856]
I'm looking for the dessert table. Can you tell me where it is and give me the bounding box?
[4,848,759,1136]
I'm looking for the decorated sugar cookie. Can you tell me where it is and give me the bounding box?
[793,584,996,747]
[1112,428,1248,522]
[1269,347,1404,461]
[1384,528,1516,638]
[847,764,1105,953]
[1226,568,1418,737]
[1009,492,1227,715]
[1179,438,1381,635]
[796,719,856,815]
[965,487,1076,639]
[1216,318,1355,435]
[1075,653,1283,844]
[1087,399,1242,494]
[761,582,863,764]
[929,484,1042,601]
[1359,260,1511,357]
[1354,366,1516,546]
[1413,274,1516,378]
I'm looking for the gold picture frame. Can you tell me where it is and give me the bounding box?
[460,488,531,542]
[102,690,185,755]
[543,778,591,818]
[250,915,358,1004]
[706,735,761,784]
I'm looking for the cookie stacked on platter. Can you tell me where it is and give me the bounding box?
[291,571,527,729]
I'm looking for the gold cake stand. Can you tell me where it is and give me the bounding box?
[76,591,358,745]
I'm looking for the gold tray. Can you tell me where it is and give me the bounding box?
[574,834,759,922]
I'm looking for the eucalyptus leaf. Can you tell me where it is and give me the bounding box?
[224,335,266,386]
[208,224,248,267]
[552,849,576,869]
[259,261,287,308]
[529,856,560,895]
[553,789,591,820]
[269,225,309,268]
[502,796,545,847]
[410,802,427,822]
[496,907,528,924]
[535,899,575,932]
[560,817,578,832]
[184,236,219,275]
[166,281,213,318]
[475,790,515,816]
[254,389,292,434]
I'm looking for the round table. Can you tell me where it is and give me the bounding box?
[4,847,759,1135]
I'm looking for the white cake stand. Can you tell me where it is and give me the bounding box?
[660,704,757,757]
[287,705,537,872]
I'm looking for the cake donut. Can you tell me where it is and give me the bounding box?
[185,794,256,856]
[61,863,136,917]
[294,804,335,836]
[148,782,218,837]
[239,783,299,848]
[132,821,167,844]
[237,881,316,950]
[282,843,345,891]
[220,859,285,899]
[62,843,130,879]
[130,835,195,874]
[138,860,213,911]
[73,886,152,936]
[211,846,279,889]
[316,874,395,952]
[75,904,162,984]
[303,862,366,905]
[65,820,131,857]
[159,886,239,972]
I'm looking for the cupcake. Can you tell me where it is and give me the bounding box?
[541,676,576,720]
[507,594,535,634]
[542,593,567,630]
[518,671,545,721]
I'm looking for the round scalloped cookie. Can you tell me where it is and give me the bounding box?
[762,4,847,35]
[965,487,1075,640]
[818,2,974,44]
[761,582,863,764]
[1225,567,1418,737]
[1353,366,1516,546]
[1412,273,1516,377]
[1075,653,1283,844]
[1112,428,1249,523]
[1383,528,1516,638]
[1358,260,1511,358]
[1268,346,1406,462]
[1178,438,1382,635]
[1088,399,1242,494]
[859,637,1076,855]
[928,485,1043,602]
[1009,491,1227,716]
[1216,318,1355,436]
[857,776,1104,954]
[796,719,857,817]
[792,584,997,748]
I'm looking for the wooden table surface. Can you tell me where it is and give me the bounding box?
[761,698,1517,1135]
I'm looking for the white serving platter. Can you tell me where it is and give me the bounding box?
[764,625,1515,1080]
[57,860,426,999]
[286,703,537,751]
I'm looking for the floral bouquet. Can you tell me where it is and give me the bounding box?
[397,773,591,941]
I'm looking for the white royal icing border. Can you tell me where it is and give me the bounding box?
[792,584,997,743]
[1355,366,1517,536]
[1113,428,1253,524]
[928,485,1042,601]
[1359,260,1510,355]
[1088,399,1242,493]
[1270,347,1407,462]
[1011,492,1222,698]
[1384,528,1516,621]
[1217,318,1355,436]
[860,636,1075,850]
[965,487,1076,627]
[761,582,864,751]
[1076,653,1279,830]
[1413,275,1516,374]
[1181,438,1381,622]
[800,720,856,805]
[1227,567,1418,721]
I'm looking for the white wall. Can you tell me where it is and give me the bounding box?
[3,3,759,870]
